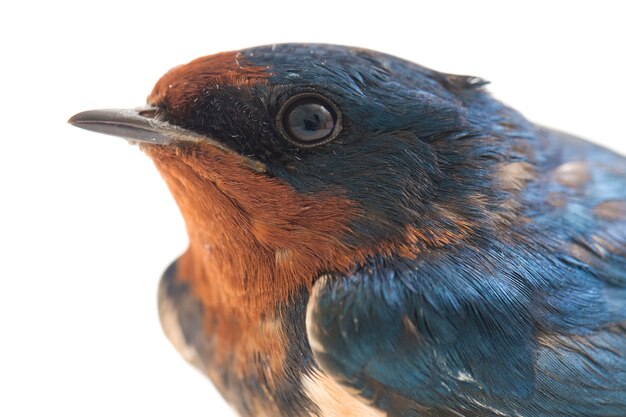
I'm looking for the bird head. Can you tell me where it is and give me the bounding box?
[69,44,533,304]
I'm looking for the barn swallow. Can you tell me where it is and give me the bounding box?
[69,44,626,417]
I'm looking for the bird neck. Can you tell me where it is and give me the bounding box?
[144,141,441,309]
[145,142,357,306]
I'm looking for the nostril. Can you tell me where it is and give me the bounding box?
[139,108,158,118]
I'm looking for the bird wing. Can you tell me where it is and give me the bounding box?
[306,130,626,417]
[157,258,212,373]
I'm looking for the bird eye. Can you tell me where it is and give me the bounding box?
[277,93,342,147]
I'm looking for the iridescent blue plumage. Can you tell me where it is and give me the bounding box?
[85,43,626,417]
[229,44,626,417]
[308,128,626,416]
[156,44,626,416]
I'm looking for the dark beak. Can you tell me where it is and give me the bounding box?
[68,107,266,172]
[68,106,207,146]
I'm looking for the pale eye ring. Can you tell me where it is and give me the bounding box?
[276,93,342,147]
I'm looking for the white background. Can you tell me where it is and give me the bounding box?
[1,1,624,416]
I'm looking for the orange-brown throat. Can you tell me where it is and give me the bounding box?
[144,142,362,311]
[144,141,366,383]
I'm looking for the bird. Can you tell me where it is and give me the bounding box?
[69,43,626,417]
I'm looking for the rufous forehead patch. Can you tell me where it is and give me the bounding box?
[148,50,270,112]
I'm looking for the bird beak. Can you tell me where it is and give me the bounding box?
[68,106,267,172]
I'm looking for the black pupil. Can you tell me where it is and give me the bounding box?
[285,100,335,142]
